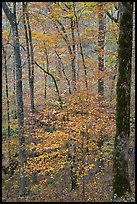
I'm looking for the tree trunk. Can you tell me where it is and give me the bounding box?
[68,138,78,190]
[96,2,106,172]
[130,144,135,180]
[24,2,35,114]
[2,2,27,196]
[113,2,133,198]
[70,17,77,92]
[73,2,88,91]
[22,2,34,113]
[44,47,49,100]
[2,44,11,166]
[98,2,106,96]
[44,73,47,100]
[12,14,27,199]
[13,62,17,119]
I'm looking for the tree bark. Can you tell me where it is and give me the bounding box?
[22,2,34,113]
[2,44,11,165]
[44,47,49,100]
[2,2,27,196]
[13,62,17,119]
[73,2,88,91]
[96,2,106,172]
[113,2,133,198]
[98,2,106,96]
[70,17,77,92]
[68,138,78,190]
[23,2,35,114]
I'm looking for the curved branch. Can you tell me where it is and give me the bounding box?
[107,11,119,23]
[2,2,15,26]
[55,49,72,94]
[35,61,63,108]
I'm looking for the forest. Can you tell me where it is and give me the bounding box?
[2,2,135,202]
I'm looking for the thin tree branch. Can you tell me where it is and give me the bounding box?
[35,61,63,107]
[106,11,119,23]
[2,2,15,26]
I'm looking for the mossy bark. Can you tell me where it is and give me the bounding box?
[113,2,133,198]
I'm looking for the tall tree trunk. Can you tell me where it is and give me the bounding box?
[44,47,49,100]
[96,2,106,172]
[68,138,78,190]
[24,2,35,114]
[70,18,77,92]
[44,74,47,100]
[22,3,37,185]
[13,62,17,119]
[113,2,133,198]
[81,130,86,199]
[130,143,135,180]
[98,2,106,96]
[2,44,11,166]
[2,2,27,196]
[22,2,33,112]
[73,2,88,91]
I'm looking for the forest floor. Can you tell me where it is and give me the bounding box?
[2,157,135,202]
[2,105,135,202]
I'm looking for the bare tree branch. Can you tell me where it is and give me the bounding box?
[35,61,63,107]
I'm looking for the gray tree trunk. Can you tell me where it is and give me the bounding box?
[98,2,106,96]
[67,138,78,190]
[130,144,135,180]
[22,2,34,114]
[44,47,49,100]
[13,62,17,119]
[2,44,11,165]
[70,17,77,92]
[96,2,106,172]
[2,2,27,197]
[113,2,133,198]
[25,2,35,114]
[73,2,88,91]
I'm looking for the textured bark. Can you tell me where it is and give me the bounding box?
[73,3,88,91]
[25,2,35,113]
[2,2,27,196]
[13,63,17,119]
[113,2,133,198]
[130,144,135,180]
[98,2,106,96]
[2,44,11,165]
[68,138,78,190]
[23,2,35,114]
[97,2,106,172]
[44,47,49,100]
[22,2,34,112]
[70,17,77,92]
